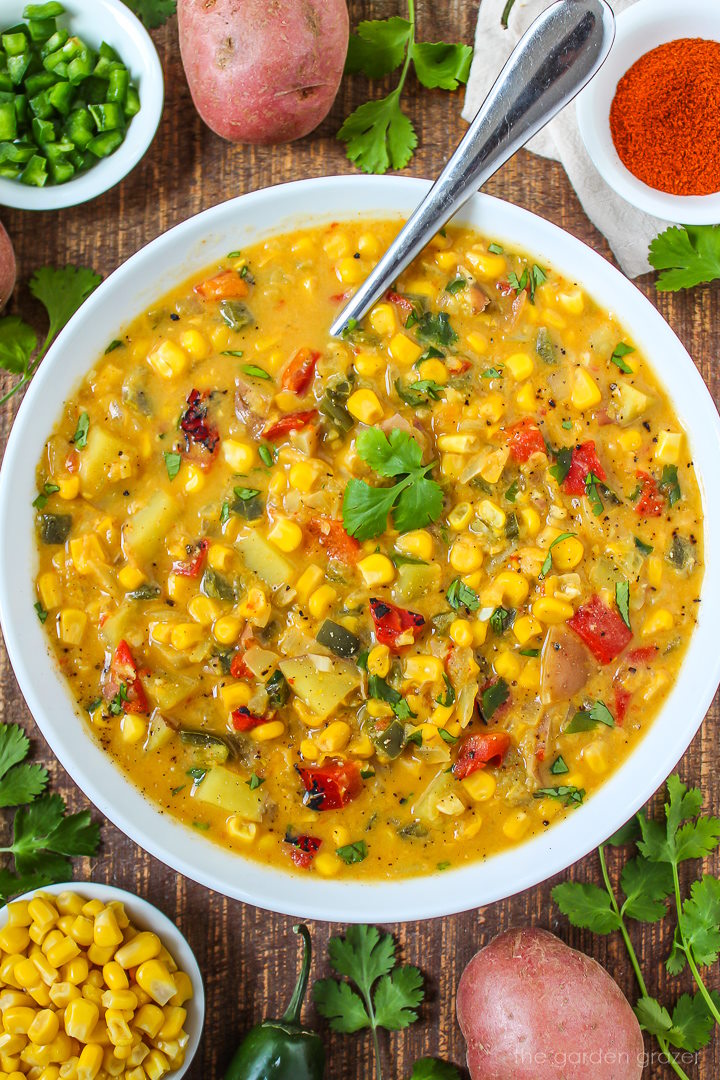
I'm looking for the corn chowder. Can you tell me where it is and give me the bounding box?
[33,221,703,880]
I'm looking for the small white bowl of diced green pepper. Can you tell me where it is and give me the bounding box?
[0,0,164,210]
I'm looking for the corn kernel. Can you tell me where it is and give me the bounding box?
[449,538,483,574]
[515,381,537,412]
[183,463,205,494]
[335,257,365,285]
[222,440,255,473]
[404,655,444,684]
[145,1048,171,1080]
[307,585,336,620]
[316,721,352,753]
[207,544,233,573]
[102,962,128,991]
[519,507,541,536]
[57,474,80,500]
[324,231,350,260]
[505,352,534,381]
[64,999,99,1042]
[354,352,384,377]
[367,645,390,677]
[395,529,433,560]
[466,331,488,355]
[513,615,543,645]
[518,658,541,690]
[369,302,395,336]
[76,1042,104,1078]
[552,535,584,571]
[38,572,62,610]
[642,608,674,636]
[28,900,58,933]
[462,770,497,802]
[437,433,479,454]
[251,720,285,742]
[348,733,374,759]
[435,249,458,270]
[147,340,188,379]
[366,699,393,719]
[315,853,341,878]
[45,937,79,969]
[289,461,321,494]
[57,609,87,647]
[93,909,122,951]
[267,518,303,553]
[296,564,324,603]
[28,1009,59,1046]
[655,430,682,465]
[388,333,423,367]
[63,957,89,986]
[180,328,208,359]
[115,932,161,970]
[472,619,488,646]
[0,926,30,953]
[447,502,473,531]
[237,586,270,626]
[449,619,473,647]
[465,250,506,277]
[300,738,320,761]
[495,650,521,681]
[135,961,176,1007]
[347,388,384,425]
[169,971,193,1008]
[134,1004,164,1040]
[583,741,609,774]
[477,500,507,530]
[647,555,662,588]
[417,358,448,384]
[502,810,530,841]
[169,623,204,651]
[4,1006,36,1033]
[557,288,584,315]
[570,367,602,411]
[117,565,145,592]
[357,554,395,587]
[618,429,642,453]
[187,595,219,626]
[220,683,252,711]
[532,596,574,624]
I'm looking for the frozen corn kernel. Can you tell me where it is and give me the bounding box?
[532,597,574,624]
[147,340,188,379]
[367,645,390,678]
[222,439,255,472]
[369,302,395,335]
[642,608,674,636]
[307,585,336,620]
[267,517,303,553]
[505,352,534,381]
[388,333,423,367]
[502,810,530,841]
[395,529,433,560]
[570,367,602,411]
[358,554,395,587]
[495,651,521,681]
[462,770,497,802]
[135,960,176,1007]
[115,932,162,970]
[551,535,584,571]
[347,388,384,425]
[655,430,682,465]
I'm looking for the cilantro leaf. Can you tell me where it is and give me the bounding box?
[29,266,102,340]
[5,794,99,877]
[357,428,423,478]
[339,92,417,175]
[611,342,635,373]
[411,41,473,90]
[395,378,445,407]
[409,1061,461,1080]
[615,580,631,629]
[620,857,673,922]
[122,0,177,28]
[549,446,573,485]
[680,875,720,967]
[446,579,479,613]
[0,764,48,809]
[343,430,442,538]
[336,840,368,865]
[313,979,370,1033]
[552,881,621,934]
[327,924,397,995]
[343,480,399,541]
[540,531,575,578]
[415,311,458,347]
[373,965,424,1029]
[164,451,182,482]
[649,225,720,292]
[0,723,31,781]
[0,316,37,375]
[635,996,674,1040]
[393,475,443,533]
[668,991,720,1051]
[345,17,412,78]
[480,679,509,721]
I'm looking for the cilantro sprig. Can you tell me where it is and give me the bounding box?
[649,225,720,292]
[553,775,720,1079]
[123,0,176,28]
[0,266,101,405]
[339,0,473,173]
[343,428,443,540]
[313,924,427,1080]
[0,723,99,902]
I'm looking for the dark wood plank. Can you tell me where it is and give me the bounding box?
[0,2,718,1077]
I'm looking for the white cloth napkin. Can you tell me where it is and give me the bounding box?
[462,0,670,278]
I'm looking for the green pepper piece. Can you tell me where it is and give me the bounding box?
[0,74,12,93]
[89,101,123,131]
[67,47,93,85]
[48,79,73,115]
[40,28,69,57]
[8,53,31,86]
[224,925,325,1080]
[24,2,66,17]
[124,84,140,118]
[29,88,54,119]
[0,102,17,140]
[2,32,29,57]
[14,94,28,126]
[98,41,120,62]
[25,70,57,96]
[106,66,128,105]
[39,512,71,544]
[87,129,123,158]
[65,106,93,148]
[20,152,47,186]
[27,19,58,44]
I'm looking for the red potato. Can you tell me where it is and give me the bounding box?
[0,221,16,310]
[177,0,349,145]
[457,927,644,1080]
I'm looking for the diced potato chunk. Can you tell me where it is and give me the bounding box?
[279,655,361,721]
[192,766,264,819]
[123,492,180,563]
[237,530,294,589]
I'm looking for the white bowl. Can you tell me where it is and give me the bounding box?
[0,881,204,1076]
[0,0,164,210]
[1,176,720,922]
[576,0,720,224]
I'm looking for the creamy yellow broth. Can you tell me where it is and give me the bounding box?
[33,221,704,880]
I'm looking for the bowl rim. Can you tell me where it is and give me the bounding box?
[0,0,164,211]
[576,0,720,224]
[1,173,720,922]
[0,880,205,1077]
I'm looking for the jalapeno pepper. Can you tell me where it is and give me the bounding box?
[224,924,325,1080]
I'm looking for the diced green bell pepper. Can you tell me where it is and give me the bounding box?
[2,32,29,57]
[106,66,128,105]
[89,101,123,131]
[31,114,54,143]
[87,129,123,157]
[20,152,47,185]
[0,102,17,140]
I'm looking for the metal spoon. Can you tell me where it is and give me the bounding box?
[330,0,615,338]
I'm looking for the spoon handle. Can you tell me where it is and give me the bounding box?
[330,0,615,338]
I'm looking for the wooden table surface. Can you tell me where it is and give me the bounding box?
[1,3,719,1077]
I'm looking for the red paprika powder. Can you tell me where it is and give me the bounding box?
[609,38,720,196]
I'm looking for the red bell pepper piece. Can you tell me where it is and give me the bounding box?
[612,646,658,723]
[386,290,414,317]
[231,707,266,732]
[108,640,149,715]
[625,645,659,666]
[229,653,251,679]
[180,390,220,458]
[453,732,511,780]
[369,598,425,651]
[614,686,633,724]
[281,348,320,395]
[563,441,607,496]
[172,539,208,578]
[297,761,362,811]
[285,834,322,869]
[307,517,361,564]
[567,595,632,664]
[506,418,547,462]
[262,410,317,441]
[635,471,664,517]
[194,270,249,301]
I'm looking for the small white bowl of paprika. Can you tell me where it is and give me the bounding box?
[576,0,720,224]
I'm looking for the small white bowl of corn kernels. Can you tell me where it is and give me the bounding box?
[0,882,204,1079]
